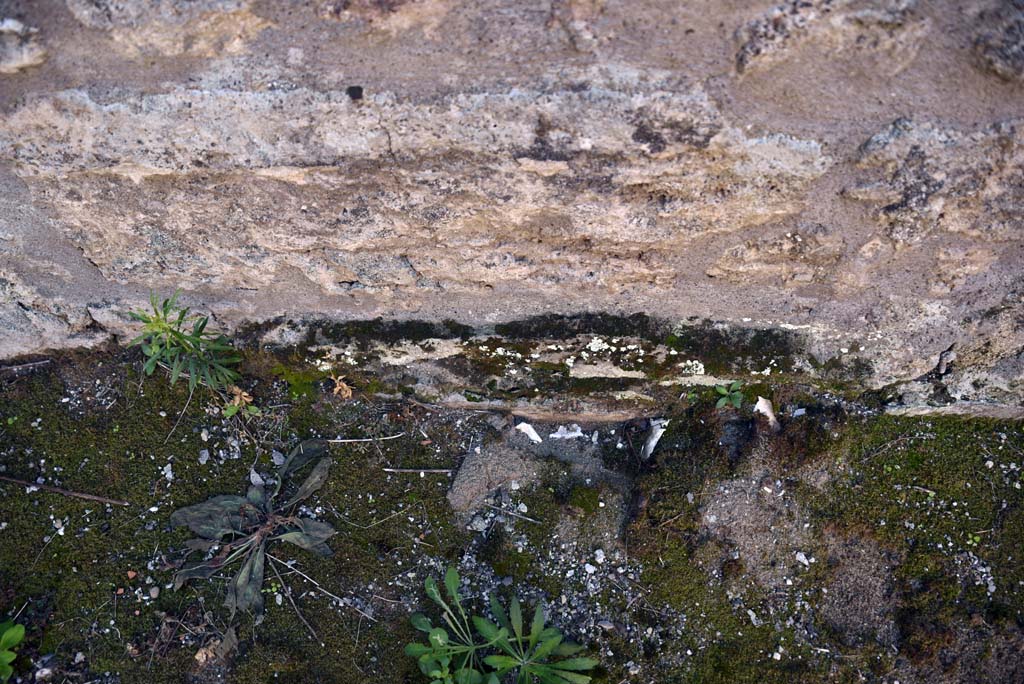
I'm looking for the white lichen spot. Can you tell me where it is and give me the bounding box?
[676,359,705,375]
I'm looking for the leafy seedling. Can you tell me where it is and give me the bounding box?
[715,381,744,409]
[170,439,336,620]
[224,385,261,418]
[130,290,241,393]
[480,595,598,684]
[0,620,24,683]
[407,567,499,684]
[406,567,598,684]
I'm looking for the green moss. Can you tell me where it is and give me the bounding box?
[808,417,1021,562]
[309,318,473,348]
[565,376,639,396]
[271,360,329,398]
[633,539,827,683]
[664,321,802,376]
[568,485,601,515]
[458,337,536,380]
[3,333,1021,684]
[0,349,478,684]
[0,363,241,680]
[801,414,1024,666]
[478,527,533,582]
[494,313,664,341]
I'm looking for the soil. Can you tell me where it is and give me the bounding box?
[0,318,1022,683]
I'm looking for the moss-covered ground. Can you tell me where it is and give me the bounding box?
[0,325,1021,683]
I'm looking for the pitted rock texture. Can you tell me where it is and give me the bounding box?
[63,0,271,57]
[2,80,830,295]
[974,0,1024,81]
[0,18,45,73]
[0,0,1022,406]
[850,118,1024,246]
[735,0,929,75]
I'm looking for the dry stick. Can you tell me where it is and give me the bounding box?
[657,510,689,529]
[29,533,58,572]
[0,474,130,507]
[327,432,405,444]
[331,509,403,530]
[382,468,452,474]
[857,435,916,463]
[269,558,320,643]
[0,359,51,373]
[484,503,541,524]
[266,553,377,623]
[164,383,196,445]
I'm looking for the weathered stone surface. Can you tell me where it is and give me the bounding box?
[735,0,929,75]
[0,18,45,73]
[850,118,1024,245]
[64,0,271,57]
[0,0,1022,407]
[0,79,829,296]
[974,0,1024,81]
[447,441,539,513]
[705,223,844,284]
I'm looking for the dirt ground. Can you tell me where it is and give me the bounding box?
[1,316,1022,683]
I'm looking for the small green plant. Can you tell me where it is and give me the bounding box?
[171,439,336,619]
[0,620,24,682]
[223,402,262,418]
[223,385,262,418]
[130,290,241,393]
[715,381,744,409]
[406,567,598,684]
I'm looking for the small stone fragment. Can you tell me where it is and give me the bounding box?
[515,422,542,444]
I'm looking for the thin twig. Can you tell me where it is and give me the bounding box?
[0,359,51,373]
[382,468,452,474]
[164,383,196,445]
[857,436,916,463]
[0,475,130,506]
[269,558,320,643]
[484,503,541,524]
[404,397,441,413]
[328,433,405,444]
[29,533,58,571]
[657,510,689,528]
[266,554,377,622]
[330,508,402,530]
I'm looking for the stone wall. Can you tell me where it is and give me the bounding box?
[1,0,1022,403]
